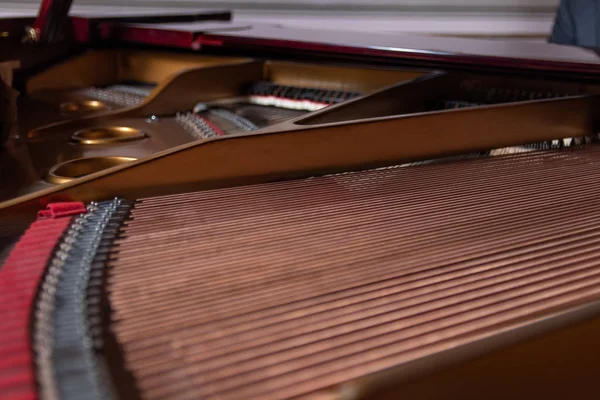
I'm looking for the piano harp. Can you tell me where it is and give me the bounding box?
[2,2,600,399]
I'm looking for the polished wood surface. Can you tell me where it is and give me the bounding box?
[26,49,244,92]
[3,58,427,206]
[2,92,598,220]
[97,20,600,75]
[370,309,600,400]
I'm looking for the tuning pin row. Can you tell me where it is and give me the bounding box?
[34,199,130,400]
[175,111,224,139]
[488,134,600,157]
[208,108,260,132]
[435,88,566,111]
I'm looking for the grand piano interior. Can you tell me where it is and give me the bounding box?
[2,2,600,400]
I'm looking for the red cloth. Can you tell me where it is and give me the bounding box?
[0,203,84,400]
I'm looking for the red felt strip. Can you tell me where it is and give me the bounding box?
[0,202,85,399]
[37,202,86,219]
[201,116,226,137]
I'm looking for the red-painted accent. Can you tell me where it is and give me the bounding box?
[37,202,86,219]
[30,0,53,34]
[70,17,90,43]
[29,0,73,43]
[206,33,600,76]
[98,23,196,48]
[201,116,226,137]
[98,22,112,41]
[194,35,224,47]
[93,20,600,75]
[0,210,75,400]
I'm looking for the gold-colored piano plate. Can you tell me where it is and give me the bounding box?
[297,70,600,125]
[20,51,252,133]
[2,60,430,206]
[1,93,599,223]
[70,126,147,145]
[26,49,247,93]
[59,99,108,114]
[265,61,425,93]
[46,156,137,185]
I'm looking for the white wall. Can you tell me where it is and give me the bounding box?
[2,1,562,38]
[51,1,562,9]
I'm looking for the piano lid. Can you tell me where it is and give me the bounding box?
[103,20,600,75]
[95,20,251,49]
[0,1,231,43]
[70,9,231,43]
[70,9,231,20]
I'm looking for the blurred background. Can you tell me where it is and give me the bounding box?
[3,0,560,41]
